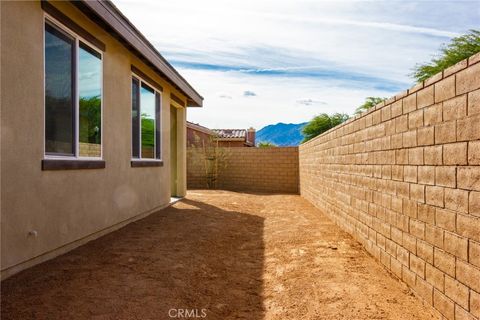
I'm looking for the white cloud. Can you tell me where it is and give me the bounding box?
[112,0,477,129]
[183,69,394,129]
[296,99,327,106]
[243,90,257,97]
[218,93,232,99]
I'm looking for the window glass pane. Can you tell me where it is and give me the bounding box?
[78,43,102,157]
[45,23,75,155]
[155,92,161,159]
[141,84,155,159]
[132,78,140,158]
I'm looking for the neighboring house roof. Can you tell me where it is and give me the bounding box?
[189,124,255,146]
[212,129,247,140]
[69,0,203,107]
[187,121,214,135]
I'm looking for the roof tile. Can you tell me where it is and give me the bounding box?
[212,129,246,139]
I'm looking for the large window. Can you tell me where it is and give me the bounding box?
[131,76,161,160]
[44,19,102,158]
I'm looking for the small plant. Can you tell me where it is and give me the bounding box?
[354,97,386,115]
[257,141,277,148]
[189,133,229,189]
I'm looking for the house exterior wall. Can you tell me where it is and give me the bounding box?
[174,106,187,197]
[299,54,480,320]
[188,147,299,193]
[0,1,189,278]
[187,127,212,147]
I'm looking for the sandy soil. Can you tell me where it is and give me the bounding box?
[1,190,438,320]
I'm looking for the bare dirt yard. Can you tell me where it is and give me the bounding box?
[2,190,438,320]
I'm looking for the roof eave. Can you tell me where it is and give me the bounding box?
[187,122,215,135]
[71,0,203,107]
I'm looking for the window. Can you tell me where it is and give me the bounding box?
[44,19,102,158]
[78,43,102,157]
[44,22,75,155]
[131,76,161,160]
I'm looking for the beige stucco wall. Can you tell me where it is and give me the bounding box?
[176,106,187,197]
[299,53,480,320]
[0,1,188,278]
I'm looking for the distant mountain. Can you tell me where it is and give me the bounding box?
[256,122,307,146]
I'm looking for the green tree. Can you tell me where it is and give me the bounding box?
[302,113,349,143]
[79,96,101,144]
[141,114,155,147]
[354,97,386,115]
[257,141,277,148]
[412,29,480,82]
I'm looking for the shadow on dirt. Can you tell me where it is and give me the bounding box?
[1,198,265,320]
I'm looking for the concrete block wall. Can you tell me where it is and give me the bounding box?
[188,147,299,193]
[299,53,480,320]
[79,142,101,157]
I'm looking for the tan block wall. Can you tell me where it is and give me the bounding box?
[188,147,299,193]
[79,142,101,157]
[299,54,480,320]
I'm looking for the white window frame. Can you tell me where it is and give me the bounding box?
[43,14,104,160]
[131,73,163,162]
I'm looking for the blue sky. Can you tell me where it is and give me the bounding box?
[114,0,479,129]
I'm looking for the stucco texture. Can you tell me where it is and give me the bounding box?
[1,1,188,278]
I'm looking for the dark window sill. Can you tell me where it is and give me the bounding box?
[131,160,164,167]
[42,159,106,171]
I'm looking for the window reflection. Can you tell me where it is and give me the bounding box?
[45,23,75,155]
[132,78,140,158]
[78,42,102,157]
[141,84,156,159]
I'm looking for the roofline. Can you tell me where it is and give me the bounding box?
[214,138,246,142]
[70,0,203,107]
[186,122,214,135]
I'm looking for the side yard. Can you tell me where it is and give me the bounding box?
[2,191,437,320]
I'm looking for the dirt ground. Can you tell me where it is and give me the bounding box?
[2,190,438,320]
